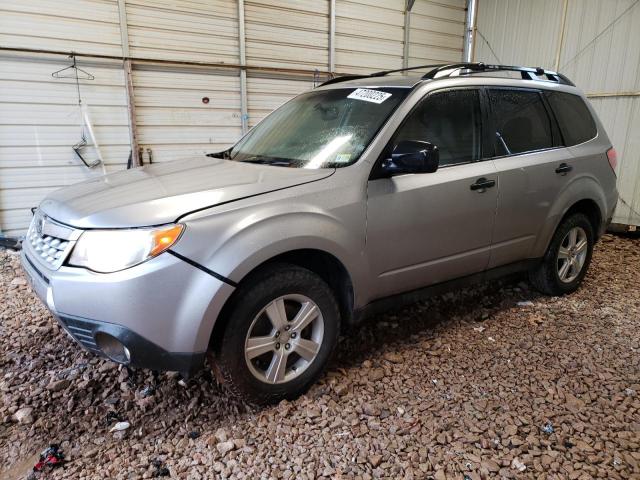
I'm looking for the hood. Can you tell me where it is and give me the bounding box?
[40,156,334,228]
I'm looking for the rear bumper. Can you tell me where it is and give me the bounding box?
[20,245,234,376]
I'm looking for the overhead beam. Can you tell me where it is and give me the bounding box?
[238,0,248,134]
[462,0,478,62]
[554,0,569,71]
[0,46,339,77]
[329,0,336,73]
[402,0,413,70]
[117,0,140,168]
[586,91,640,98]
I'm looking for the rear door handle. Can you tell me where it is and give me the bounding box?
[555,163,573,175]
[470,177,496,191]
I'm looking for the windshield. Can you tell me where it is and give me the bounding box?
[228,87,408,168]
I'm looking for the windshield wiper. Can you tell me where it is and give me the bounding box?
[240,155,295,167]
[206,148,231,159]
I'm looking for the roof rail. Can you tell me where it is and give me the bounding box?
[320,74,370,87]
[319,63,446,87]
[319,62,574,87]
[422,62,574,86]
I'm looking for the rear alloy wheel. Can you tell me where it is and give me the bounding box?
[529,213,594,296]
[556,226,588,284]
[213,264,340,404]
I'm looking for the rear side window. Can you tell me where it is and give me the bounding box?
[488,89,554,155]
[544,91,597,146]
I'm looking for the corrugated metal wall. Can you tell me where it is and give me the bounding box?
[126,0,239,63]
[0,0,130,236]
[0,55,130,234]
[245,0,329,70]
[0,0,465,236]
[475,0,640,227]
[247,76,312,128]
[244,0,329,129]
[133,67,243,163]
[408,0,466,68]
[120,0,242,164]
[335,0,406,73]
[0,1,123,56]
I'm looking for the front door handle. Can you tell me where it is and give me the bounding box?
[470,177,496,191]
[555,163,573,175]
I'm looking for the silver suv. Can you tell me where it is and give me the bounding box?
[21,63,618,403]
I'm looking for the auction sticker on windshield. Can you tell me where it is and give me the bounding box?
[347,88,392,104]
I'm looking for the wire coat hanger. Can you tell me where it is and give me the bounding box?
[51,54,102,168]
[51,54,95,80]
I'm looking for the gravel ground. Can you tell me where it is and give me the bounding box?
[1,234,639,480]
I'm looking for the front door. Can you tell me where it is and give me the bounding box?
[366,88,498,299]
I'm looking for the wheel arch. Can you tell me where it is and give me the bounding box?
[533,175,607,257]
[534,196,603,258]
[209,248,356,350]
[560,198,602,237]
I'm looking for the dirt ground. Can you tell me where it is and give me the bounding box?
[1,234,639,479]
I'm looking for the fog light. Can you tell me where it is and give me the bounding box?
[95,332,131,364]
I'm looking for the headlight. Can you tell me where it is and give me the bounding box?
[68,224,184,273]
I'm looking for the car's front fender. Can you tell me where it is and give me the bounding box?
[171,196,368,350]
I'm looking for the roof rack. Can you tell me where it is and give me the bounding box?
[319,63,446,86]
[421,62,574,86]
[319,62,574,87]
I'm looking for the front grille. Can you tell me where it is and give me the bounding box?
[26,210,79,270]
[59,316,101,354]
[28,231,70,267]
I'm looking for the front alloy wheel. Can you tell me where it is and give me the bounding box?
[244,294,324,384]
[213,264,340,404]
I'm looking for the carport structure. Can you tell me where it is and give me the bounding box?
[0,0,466,238]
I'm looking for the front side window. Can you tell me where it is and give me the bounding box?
[228,87,408,169]
[393,88,482,166]
[544,91,597,146]
[488,89,554,155]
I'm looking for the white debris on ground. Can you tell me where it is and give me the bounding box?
[1,234,639,479]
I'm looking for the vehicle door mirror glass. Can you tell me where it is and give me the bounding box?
[381,140,439,176]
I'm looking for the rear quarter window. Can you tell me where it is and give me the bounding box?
[544,91,597,146]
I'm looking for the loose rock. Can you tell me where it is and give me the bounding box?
[0,235,638,479]
[383,352,403,363]
[47,379,70,392]
[216,441,235,456]
[12,408,34,424]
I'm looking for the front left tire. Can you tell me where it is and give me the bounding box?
[211,263,340,404]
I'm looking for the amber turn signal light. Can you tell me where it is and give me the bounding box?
[150,224,184,257]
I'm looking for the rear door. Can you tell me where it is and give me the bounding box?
[487,87,570,268]
[486,88,573,268]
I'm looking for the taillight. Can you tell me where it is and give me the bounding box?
[606,147,617,173]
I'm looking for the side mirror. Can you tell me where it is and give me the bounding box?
[381,140,439,176]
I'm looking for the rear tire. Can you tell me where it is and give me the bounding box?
[212,263,340,405]
[529,213,594,296]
